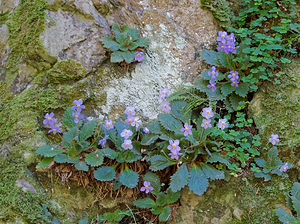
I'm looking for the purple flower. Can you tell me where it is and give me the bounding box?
[208,66,219,80]
[71,99,85,112]
[72,111,82,124]
[140,181,154,194]
[230,78,239,87]
[120,129,133,139]
[231,45,239,54]
[48,126,61,134]
[98,135,109,148]
[181,123,193,136]
[131,116,142,128]
[143,127,150,134]
[167,140,180,151]
[224,42,235,54]
[228,71,239,80]
[125,116,134,125]
[122,139,133,150]
[202,107,214,119]
[168,148,182,160]
[161,101,171,113]
[103,120,114,130]
[269,134,279,145]
[207,80,216,92]
[135,51,144,62]
[280,163,289,172]
[225,33,236,43]
[201,119,212,129]
[124,106,136,116]
[159,88,168,99]
[43,112,57,125]
[217,42,226,52]
[217,31,227,43]
[218,118,229,130]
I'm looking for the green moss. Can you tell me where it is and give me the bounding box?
[5,0,56,87]
[0,10,10,25]
[0,157,52,223]
[229,176,294,224]
[42,60,88,84]
[46,0,94,21]
[249,60,300,161]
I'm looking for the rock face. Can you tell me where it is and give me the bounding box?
[3,0,298,223]
[41,1,110,71]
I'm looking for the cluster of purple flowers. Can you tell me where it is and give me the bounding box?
[207,66,218,92]
[135,51,144,62]
[124,106,142,131]
[72,99,85,124]
[43,112,61,135]
[159,88,171,113]
[121,128,133,150]
[228,70,239,87]
[216,31,239,54]
[201,107,229,130]
[98,135,109,148]
[167,140,182,160]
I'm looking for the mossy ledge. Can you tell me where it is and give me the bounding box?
[5,0,56,87]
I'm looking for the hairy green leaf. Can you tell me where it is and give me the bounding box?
[36,145,64,157]
[201,49,220,66]
[85,150,104,167]
[147,121,163,134]
[254,172,271,181]
[189,165,209,196]
[166,188,181,204]
[170,163,189,192]
[119,167,139,188]
[170,101,191,122]
[159,206,171,222]
[111,51,123,63]
[207,153,229,165]
[122,51,134,63]
[141,134,159,145]
[156,192,167,206]
[79,119,97,142]
[101,37,120,51]
[101,148,118,159]
[94,166,116,181]
[235,82,250,97]
[201,164,224,180]
[62,107,77,130]
[158,113,182,132]
[133,198,156,209]
[221,83,235,96]
[149,155,174,171]
[62,127,78,148]
[36,157,53,169]
[75,161,89,171]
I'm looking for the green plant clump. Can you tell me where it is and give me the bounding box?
[101,24,150,65]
